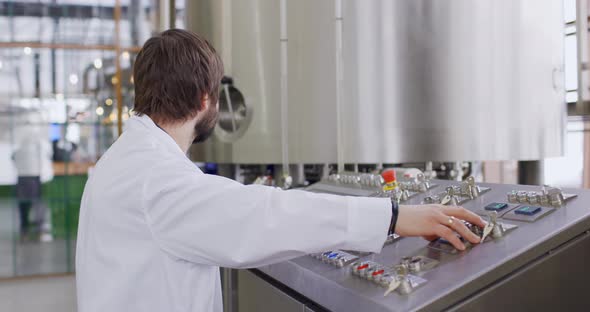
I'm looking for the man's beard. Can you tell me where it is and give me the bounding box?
[192,104,218,144]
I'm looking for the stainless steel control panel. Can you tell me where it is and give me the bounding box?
[256,176,590,312]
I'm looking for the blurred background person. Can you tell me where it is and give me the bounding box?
[13,113,54,242]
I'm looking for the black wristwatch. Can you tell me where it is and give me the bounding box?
[388,198,399,236]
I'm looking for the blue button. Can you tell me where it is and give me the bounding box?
[485,203,508,211]
[327,253,340,259]
[515,206,542,216]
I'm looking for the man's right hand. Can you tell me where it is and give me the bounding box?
[395,204,486,251]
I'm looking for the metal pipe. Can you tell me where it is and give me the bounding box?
[584,120,590,188]
[169,0,176,28]
[114,0,124,136]
[335,0,344,173]
[576,0,589,108]
[279,0,290,184]
[0,41,141,52]
[158,0,172,31]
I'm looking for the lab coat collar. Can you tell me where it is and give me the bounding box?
[127,114,187,157]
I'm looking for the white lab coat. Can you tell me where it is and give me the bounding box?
[13,137,54,182]
[75,115,391,312]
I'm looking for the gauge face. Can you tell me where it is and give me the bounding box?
[215,84,252,143]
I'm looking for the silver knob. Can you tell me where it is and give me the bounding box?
[424,196,437,204]
[446,186,456,196]
[540,188,550,205]
[516,191,528,203]
[507,191,518,203]
[418,182,428,193]
[401,190,410,201]
[408,257,422,273]
[400,257,412,268]
[546,187,564,207]
[527,192,539,205]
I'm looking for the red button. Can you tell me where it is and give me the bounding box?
[357,264,369,270]
[381,169,397,183]
[372,269,385,276]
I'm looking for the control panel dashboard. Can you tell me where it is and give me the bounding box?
[258,173,589,312]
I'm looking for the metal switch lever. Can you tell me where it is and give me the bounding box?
[416,173,430,193]
[480,212,497,243]
[466,176,480,198]
[384,278,401,297]
[481,211,503,242]
[442,186,459,206]
[397,277,414,295]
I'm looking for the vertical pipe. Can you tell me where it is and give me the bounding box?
[578,1,590,188]
[323,163,331,179]
[8,66,17,275]
[50,49,57,94]
[169,0,176,28]
[279,0,290,183]
[158,0,172,31]
[335,0,344,173]
[296,163,304,185]
[34,52,41,98]
[576,0,589,107]
[584,120,590,188]
[114,0,124,136]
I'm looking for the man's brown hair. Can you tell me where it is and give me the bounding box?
[133,29,224,125]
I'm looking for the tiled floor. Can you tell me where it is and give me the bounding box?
[0,199,75,278]
[0,199,78,311]
[0,275,77,312]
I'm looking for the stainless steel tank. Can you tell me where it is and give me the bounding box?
[187,0,566,164]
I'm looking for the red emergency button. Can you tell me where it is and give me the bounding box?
[372,269,385,276]
[357,264,369,270]
[381,169,396,184]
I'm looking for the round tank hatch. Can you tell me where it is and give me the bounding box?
[214,80,253,143]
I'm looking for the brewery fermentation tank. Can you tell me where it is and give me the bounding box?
[187,0,566,164]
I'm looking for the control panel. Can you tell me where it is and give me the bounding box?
[350,259,431,295]
[302,171,578,299]
[256,175,588,312]
[423,176,490,206]
[506,186,576,207]
[307,170,438,203]
[310,250,360,268]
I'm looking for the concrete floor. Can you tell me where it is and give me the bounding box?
[0,200,77,311]
[0,199,75,278]
[0,275,77,312]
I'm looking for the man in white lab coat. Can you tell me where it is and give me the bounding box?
[13,119,54,242]
[76,29,484,312]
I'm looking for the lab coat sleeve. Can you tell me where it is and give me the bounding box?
[143,163,391,269]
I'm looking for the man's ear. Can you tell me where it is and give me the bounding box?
[199,95,210,112]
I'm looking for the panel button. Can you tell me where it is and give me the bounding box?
[485,202,509,211]
[515,206,542,216]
